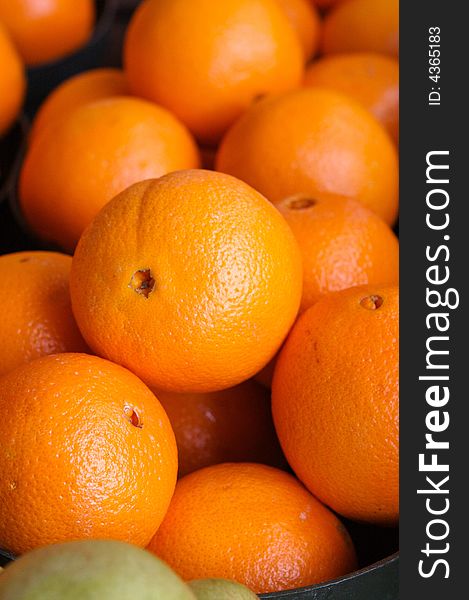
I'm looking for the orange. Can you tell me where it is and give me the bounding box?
[321,0,399,58]
[255,193,399,389]
[0,0,95,66]
[304,52,399,144]
[70,169,302,393]
[155,380,286,477]
[30,68,129,144]
[272,285,399,525]
[0,22,25,136]
[275,0,321,61]
[276,193,399,312]
[19,97,200,251]
[124,0,303,145]
[0,251,88,377]
[0,352,178,556]
[216,87,399,225]
[148,463,357,594]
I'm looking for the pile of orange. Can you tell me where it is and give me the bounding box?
[0,0,399,596]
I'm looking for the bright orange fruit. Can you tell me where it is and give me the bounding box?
[254,193,399,389]
[19,97,200,251]
[0,22,25,136]
[70,170,302,393]
[272,285,399,525]
[276,193,399,312]
[148,463,357,593]
[275,0,321,61]
[216,87,399,225]
[304,52,399,144]
[321,0,399,58]
[155,380,286,477]
[0,353,178,556]
[30,68,129,144]
[124,0,303,144]
[0,0,95,65]
[0,251,88,377]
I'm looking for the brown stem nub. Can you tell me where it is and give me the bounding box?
[360,295,384,310]
[129,269,155,298]
[124,405,143,428]
[286,195,317,210]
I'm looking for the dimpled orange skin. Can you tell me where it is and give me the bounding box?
[321,0,399,58]
[275,0,321,61]
[272,285,399,525]
[0,353,178,556]
[304,53,399,144]
[216,88,399,225]
[276,194,399,313]
[124,0,303,145]
[0,251,88,377]
[0,0,95,66]
[154,380,287,477]
[30,68,129,144]
[70,170,303,394]
[19,96,200,252]
[149,463,357,594]
[0,23,26,136]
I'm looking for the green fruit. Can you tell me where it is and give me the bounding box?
[189,578,258,599]
[0,540,195,600]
